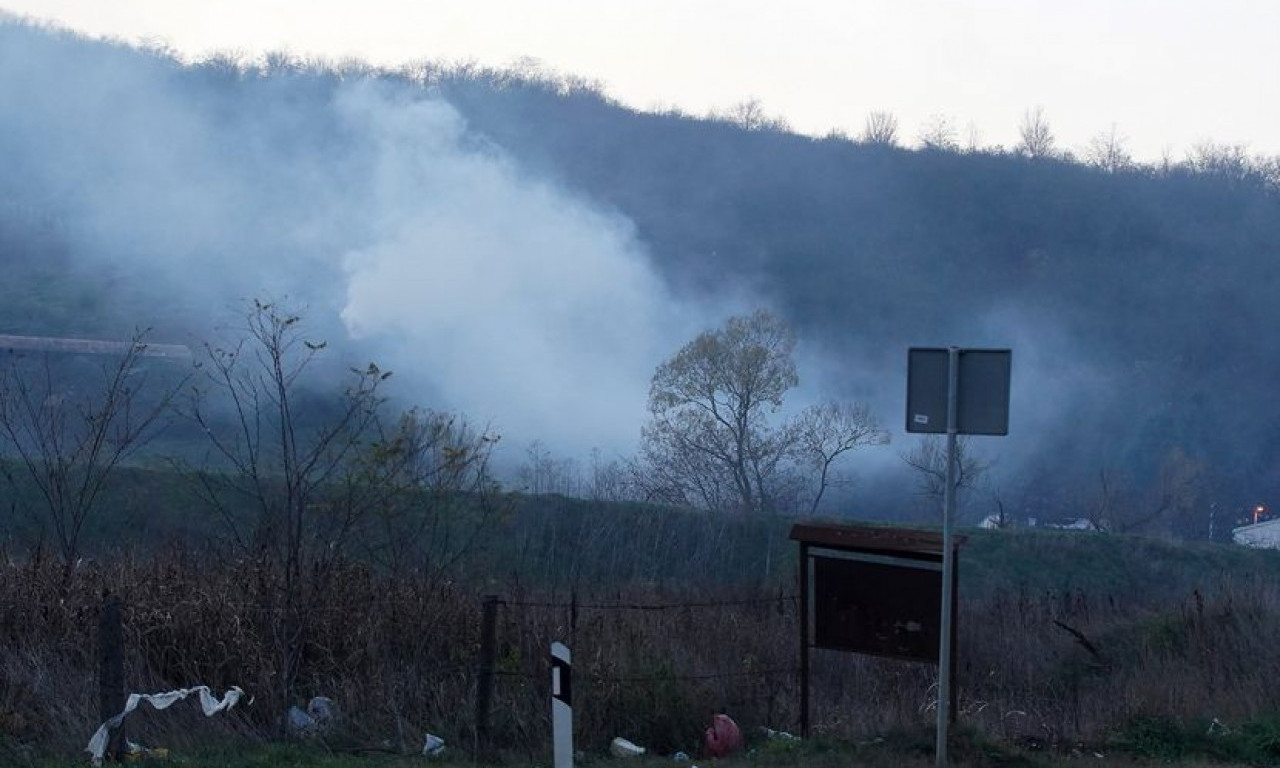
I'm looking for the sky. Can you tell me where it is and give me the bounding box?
[4,0,1278,162]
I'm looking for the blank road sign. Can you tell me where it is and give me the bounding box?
[906,348,1011,435]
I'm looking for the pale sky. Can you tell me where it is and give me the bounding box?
[4,0,1278,161]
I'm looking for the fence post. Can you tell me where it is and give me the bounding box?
[475,595,499,758]
[569,590,578,649]
[798,543,810,738]
[98,591,125,761]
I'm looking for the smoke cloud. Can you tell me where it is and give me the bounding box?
[0,23,735,461]
[335,83,694,453]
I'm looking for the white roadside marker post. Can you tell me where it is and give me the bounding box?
[551,642,573,768]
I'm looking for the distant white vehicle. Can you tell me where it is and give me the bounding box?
[1232,518,1280,549]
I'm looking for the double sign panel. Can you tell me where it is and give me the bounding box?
[906,348,1011,436]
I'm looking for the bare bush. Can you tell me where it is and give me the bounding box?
[1018,106,1056,159]
[182,300,392,714]
[862,111,899,146]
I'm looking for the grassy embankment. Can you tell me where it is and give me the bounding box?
[3,465,1280,766]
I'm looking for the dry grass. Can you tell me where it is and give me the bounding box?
[2,537,1279,762]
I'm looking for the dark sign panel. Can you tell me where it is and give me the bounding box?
[792,522,963,737]
[812,553,942,662]
[551,653,572,706]
[906,348,1011,435]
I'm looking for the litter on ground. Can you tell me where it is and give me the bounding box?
[422,733,446,757]
[704,714,742,758]
[86,686,245,766]
[610,737,646,758]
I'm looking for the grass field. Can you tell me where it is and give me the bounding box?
[5,465,1280,767]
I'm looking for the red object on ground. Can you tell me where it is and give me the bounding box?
[704,714,742,758]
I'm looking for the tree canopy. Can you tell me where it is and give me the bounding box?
[639,310,886,515]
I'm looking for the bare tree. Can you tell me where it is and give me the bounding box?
[917,113,958,151]
[517,439,580,496]
[1082,467,1121,532]
[719,98,791,132]
[963,121,984,153]
[1188,141,1257,184]
[518,439,554,495]
[1018,106,1056,159]
[1116,448,1205,535]
[901,435,988,501]
[632,425,735,511]
[986,482,1011,528]
[1085,124,1132,173]
[587,447,629,503]
[1259,155,1280,191]
[862,111,900,146]
[1081,450,1204,535]
[793,401,889,515]
[0,330,182,567]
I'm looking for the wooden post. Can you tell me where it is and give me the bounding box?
[98,591,125,761]
[798,543,810,737]
[475,595,499,758]
[569,590,578,649]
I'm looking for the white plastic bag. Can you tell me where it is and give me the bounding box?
[422,733,446,757]
[86,686,244,765]
[610,737,646,758]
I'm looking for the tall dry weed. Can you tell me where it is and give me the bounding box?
[2,543,1278,758]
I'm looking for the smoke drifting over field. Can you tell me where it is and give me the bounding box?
[6,19,1280,523]
[0,23,739,457]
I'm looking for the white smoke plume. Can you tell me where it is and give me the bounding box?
[336,83,690,453]
[0,24,737,461]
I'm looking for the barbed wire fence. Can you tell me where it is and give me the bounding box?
[469,590,803,755]
[0,579,807,756]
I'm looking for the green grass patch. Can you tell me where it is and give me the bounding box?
[1113,713,1280,765]
[960,527,1280,600]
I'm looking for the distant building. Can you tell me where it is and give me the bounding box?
[1045,518,1100,532]
[979,514,1006,529]
[977,515,1097,531]
[1232,518,1280,549]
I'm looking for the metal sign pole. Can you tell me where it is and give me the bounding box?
[936,346,959,768]
[551,642,573,768]
[906,345,1010,768]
